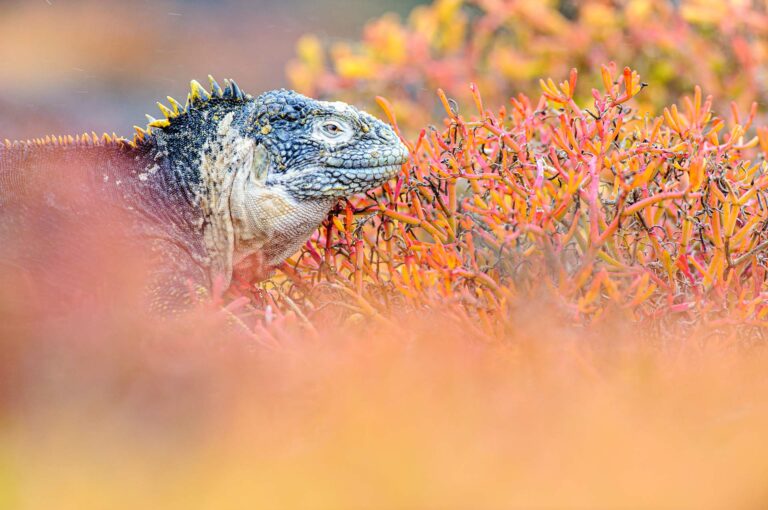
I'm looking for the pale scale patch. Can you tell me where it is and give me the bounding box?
[318,100,354,116]
[197,111,253,288]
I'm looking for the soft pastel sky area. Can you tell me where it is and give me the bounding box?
[0,0,425,139]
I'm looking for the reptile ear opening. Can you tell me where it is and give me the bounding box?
[250,144,270,183]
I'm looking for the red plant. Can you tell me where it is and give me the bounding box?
[240,63,768,340]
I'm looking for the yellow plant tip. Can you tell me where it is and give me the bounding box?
[436,88,457,119]
[375,96,398,127]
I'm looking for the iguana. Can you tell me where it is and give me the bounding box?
[0,77,408,313]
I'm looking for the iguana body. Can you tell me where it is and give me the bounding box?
[0,78,408,312]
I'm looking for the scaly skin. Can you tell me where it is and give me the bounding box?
[0,77,409,313]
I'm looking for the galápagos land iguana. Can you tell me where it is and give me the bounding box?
[0,77,409,313]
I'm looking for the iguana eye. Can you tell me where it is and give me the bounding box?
[321,121,344,137]
[313,118,353,143]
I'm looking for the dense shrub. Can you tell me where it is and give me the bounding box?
[231,62,768,339]
[217,0,768,339]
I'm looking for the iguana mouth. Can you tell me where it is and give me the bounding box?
[355,163,404,181]
[324,149,409,169]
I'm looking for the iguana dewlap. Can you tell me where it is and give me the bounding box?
[0,77,409,312]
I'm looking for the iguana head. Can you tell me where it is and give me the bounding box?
[249,89,409,199]
[140,78,408,201]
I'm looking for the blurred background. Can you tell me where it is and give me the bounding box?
[0,0,425,139]
[3,2,768,508]
[3,0,766,141]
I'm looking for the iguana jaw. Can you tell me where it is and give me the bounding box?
[271,159,407,199]
[229,180,336,267]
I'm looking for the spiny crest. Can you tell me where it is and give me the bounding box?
[3,132,127,150]
[132,75,252,146]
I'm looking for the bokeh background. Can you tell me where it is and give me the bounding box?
[3,0,767,140]
[0,0,424,139]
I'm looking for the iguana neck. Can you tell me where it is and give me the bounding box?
[145,105,257,288]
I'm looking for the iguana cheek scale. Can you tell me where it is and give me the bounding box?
[0,77,409,312]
